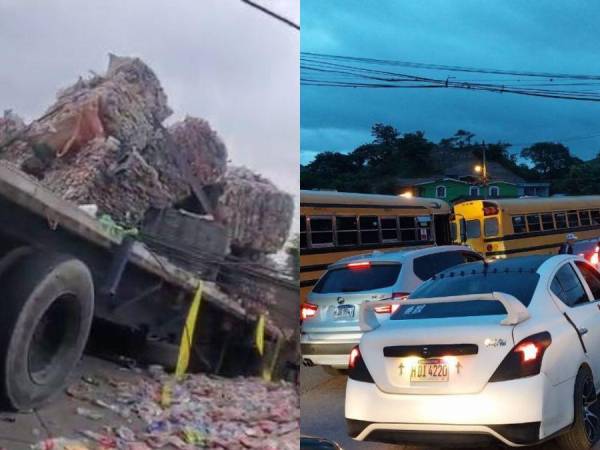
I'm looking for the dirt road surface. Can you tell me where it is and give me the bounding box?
[0,356,146,450]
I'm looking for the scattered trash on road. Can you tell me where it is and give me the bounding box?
[34,366,298,449]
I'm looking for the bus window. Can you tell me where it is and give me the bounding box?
[359,216,380,244]
[555,212,567,229]
[526,214,541,232]
[466,219,481,238]
[541,213,555,230]
[399,216,417,241]
[567,210,579,228]
[512,216,527,234]
[300,216,307,248]
[592,210,600,225]
[309,216,334,246]
[381,217,399,241]
[484,217,499,237]
[336,216,358,246]
[580,210,592,226]
[417,216,432,241]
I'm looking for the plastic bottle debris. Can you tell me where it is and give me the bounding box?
[76,407,104,421]
[31,438,90,450]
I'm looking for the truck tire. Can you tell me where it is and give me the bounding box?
[0,252,94,410]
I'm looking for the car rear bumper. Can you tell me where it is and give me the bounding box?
[346,421,541,447]
[345,373,567,447]
[301,334,360,368]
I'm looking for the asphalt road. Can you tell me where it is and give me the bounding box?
[300,365,600,450]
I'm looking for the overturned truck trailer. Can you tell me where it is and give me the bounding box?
[0,163,288,411]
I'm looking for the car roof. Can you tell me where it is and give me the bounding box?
[435,254,553,278]
[329,245,473,268]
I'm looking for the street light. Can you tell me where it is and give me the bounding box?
[474,165,482,173]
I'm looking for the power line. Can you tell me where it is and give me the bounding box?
[301,53,600,102]
[302,52,600,81]
[241,0,299,30]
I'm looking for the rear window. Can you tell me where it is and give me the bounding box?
[484,217,499,237]
[465,220,481,238]
[312,264,402,293]
[391,271,539,320]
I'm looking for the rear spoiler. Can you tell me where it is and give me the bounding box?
[359,292,530,332]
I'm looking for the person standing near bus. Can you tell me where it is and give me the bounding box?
[559,233,578,254]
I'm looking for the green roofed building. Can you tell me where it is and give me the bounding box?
[396,151,550,203]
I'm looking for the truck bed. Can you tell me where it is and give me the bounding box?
[0,161,246,318]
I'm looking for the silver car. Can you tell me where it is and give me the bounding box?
[300,245,482,373]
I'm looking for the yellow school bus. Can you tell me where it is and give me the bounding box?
[453,197,600,258]
[300,190,452,303]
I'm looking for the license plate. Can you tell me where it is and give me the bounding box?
[410,359,449,382]
[333,304,355,320]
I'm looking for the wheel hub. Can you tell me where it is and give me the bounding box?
[583,376,600,443]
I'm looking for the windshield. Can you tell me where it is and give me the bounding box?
[312,264,401,293]
[391,271,539,320]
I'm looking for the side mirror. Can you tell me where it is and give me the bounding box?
[460,217,467,243]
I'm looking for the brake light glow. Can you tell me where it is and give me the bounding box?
[374,292,408,314]
[515,342,539,362]
[489,332,551,382]
[301,303,318,321]
[347,261,371,270]
[349,346,361,369]
[591,252,599,265]
[374,304,401,314]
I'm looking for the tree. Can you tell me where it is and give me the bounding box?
[371,123,399,146]
[440,129,475,149]
[520,142,575,179]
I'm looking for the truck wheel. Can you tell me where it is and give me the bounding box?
[557,366,600,450]
[0,252,94,410]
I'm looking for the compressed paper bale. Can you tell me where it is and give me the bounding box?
[216,166,294,254]
[3,54,171,168]
[0,110,29,163]
[0,110,26,144]
[167,116,227,188]
[42,137,174,224]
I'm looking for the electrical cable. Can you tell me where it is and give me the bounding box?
[241,0,299,30]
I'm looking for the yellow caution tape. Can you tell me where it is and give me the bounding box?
[255,314,265,356]
[175,280,203,378]
[262,334,284,382]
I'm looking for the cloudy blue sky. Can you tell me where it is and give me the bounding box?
[301,1,600,165]
[0,0,298,198]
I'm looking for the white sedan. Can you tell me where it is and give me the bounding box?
[345,254,600,449]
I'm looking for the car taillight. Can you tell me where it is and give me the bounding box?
[374,292,409,314]
[301,303,318,321]
[347,261,370,270]
[489,332,551,382]
[591,252,599,265]
[349,346,361,369]
[348,345,374,383]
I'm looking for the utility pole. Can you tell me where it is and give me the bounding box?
[482,142,488,186]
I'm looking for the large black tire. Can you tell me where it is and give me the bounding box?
[0,252,94,410]
[557,366,600,450]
